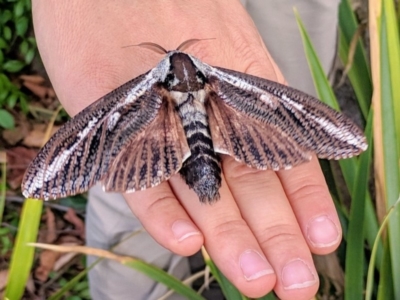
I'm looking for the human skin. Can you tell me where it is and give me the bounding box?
[32,0,342,299]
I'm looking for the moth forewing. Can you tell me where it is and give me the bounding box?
[22,50,367,203]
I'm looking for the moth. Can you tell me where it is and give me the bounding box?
[22,40,367,203]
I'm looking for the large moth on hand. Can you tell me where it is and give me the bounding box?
[22,41,367,203]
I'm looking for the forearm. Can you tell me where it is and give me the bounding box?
[32,0,284,116]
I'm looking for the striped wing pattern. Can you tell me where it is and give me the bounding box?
[200,65,366,168]
[22,72,188,200]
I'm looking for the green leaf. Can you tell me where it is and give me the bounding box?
[0,109,14,128]
[338,0,372,120]
[19,39,28,54]
[16,16,28,37]
[24,47,35,64]
[0,37,7,49]
[367,198,400,300]
[3,60,25,72]
[48,260,95,300]
[0,73,10,88]
[204,252,245,299]
[5,199,43,300]
[295,10,381,273]
[124,259,205,300]
[7,92,18,108]
[345,109,373,299]
[0,49,3,64]
[0,89,9,104]
[377,241,394,300]
[23,0,31,10]
[14,0,25,18]
[27,36,36,46]
[3,26,12,41]
[1,10,13,24]
[380,0,400,297]
[19,94,29,113]
[0,158,6,227]
[66,296,81,300]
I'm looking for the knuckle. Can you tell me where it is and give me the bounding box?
[223,157,268,183]
[287,182,330,204]
[210,218,249,239]
[144,193,177,215]
[257,223,300,249]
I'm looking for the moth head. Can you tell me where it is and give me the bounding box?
[164,52,206,92]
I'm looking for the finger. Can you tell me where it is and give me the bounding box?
[277,156,342,254]
[168,175,276,299]
[124,179,203,256]
[222,156,319,300]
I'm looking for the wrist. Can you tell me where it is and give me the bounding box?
[33,0,283,116]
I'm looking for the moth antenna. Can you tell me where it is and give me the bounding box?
[176,38,215,51]
[122,42,168,54]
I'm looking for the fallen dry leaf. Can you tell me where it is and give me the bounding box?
[0,151,5,164]
[20,74,46,85]
[0,269,8,291]
[64,208,85,239]
[6,147,38,190]
[45,208,57,244]
[34,237,83,282]
[58,235,82,245]
[35,249,62,282]
[22,81,48,99]
[2,124,30,146]
[22,123,60,148]
[0,269,35,295]
[26,275,35,295]
[20,74,56,102]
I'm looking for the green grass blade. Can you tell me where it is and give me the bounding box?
[202,249,246,300]
[124,259,205,300]
[256,292,277,300]
[377,241,394,300]
[30,243,204,300]
[0,152,6,225]
[380,0,400,297]
[338,0,372,119]
[366,197,400,300]
[48,258,99,300]
[5,199,43,299]
[344,109,373,299]
[294,9,337,109]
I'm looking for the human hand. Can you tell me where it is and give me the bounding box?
[32,0,341,298]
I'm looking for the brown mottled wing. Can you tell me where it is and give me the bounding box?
[22,72,188,200]
[202,66,367,168]
[103,97,189,192]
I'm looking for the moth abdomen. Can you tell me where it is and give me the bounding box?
[179,128,221,202]
[174,90,222,202]
[180,155,221,203]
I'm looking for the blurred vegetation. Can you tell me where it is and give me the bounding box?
[0,0,36,129]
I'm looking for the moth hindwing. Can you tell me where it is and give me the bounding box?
[22,51,367,203]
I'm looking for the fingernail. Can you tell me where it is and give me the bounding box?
[307,215,340,247]
[282,259,317,290]
[171,220,201,242]
[239,250,274,281]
